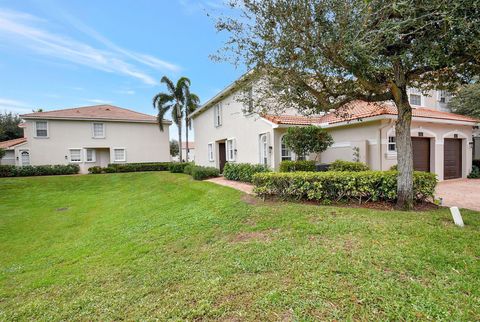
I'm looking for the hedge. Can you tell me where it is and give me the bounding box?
[0,164,80,177]
[329,160,370,172]
[190,165,220,180]
[169,162,192,173]
[223,162,270,182]
[108,162,171,172]
[279,160,316,172]
[183,163,195,175]
[252,170,437,204]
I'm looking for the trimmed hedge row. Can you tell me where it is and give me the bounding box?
[329,160,370,172]
[169,162,192,173]
[89,162,175,174]
[279,160,316,172]
[223,162,270,182]
[252,170,437,203]
[0,164,80,177]
[190,165,220,180]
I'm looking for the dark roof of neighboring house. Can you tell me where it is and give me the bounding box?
[263,101,480,126]
[20,105,171,124]
[181,142,195,149]
[0,137,27,149]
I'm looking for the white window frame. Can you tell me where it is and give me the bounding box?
[388,136,396,152]
[85,148,96,163]
[113,148,126,162]
[69,148,82,163]
[214,104,222,127]
[438,90,447,103]
[92,122,105,138]
[280,134,294,161]
[409,93,422,106]
[208,143,214,162]
[226,138,236,162]
[35,121,49,138]
[20,150,30,166]
[259,133,268,166]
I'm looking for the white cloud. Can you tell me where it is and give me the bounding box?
[116,89,135,95]
[86,99,112,105]
[0,8,180,85]
[0,98,33,113]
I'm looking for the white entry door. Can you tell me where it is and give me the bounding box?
[20,151,30,166]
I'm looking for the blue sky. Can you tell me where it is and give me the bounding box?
[0,0,245,138]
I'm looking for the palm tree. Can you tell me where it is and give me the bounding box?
[184,92,200,162]
[153,76,190,162]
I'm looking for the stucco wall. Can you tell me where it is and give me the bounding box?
[16,119,170,173]
[192,92,273,168]
[0,150,15,165]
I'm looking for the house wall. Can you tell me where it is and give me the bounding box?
[0,150,15,165]
[192,92,273,169]
[16,119,170,173]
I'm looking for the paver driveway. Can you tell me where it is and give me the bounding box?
[436,179,480,211]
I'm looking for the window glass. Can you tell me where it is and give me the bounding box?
[388,136,396,152]
[227,139,235,161]
[86,149,95,162]
[36,121,48,137]
[114,149,126,162]
[280,135,292,161]
[208,143,214,161]
[70,149,81,162]
[93,123,104,137]
[409,94,421,105]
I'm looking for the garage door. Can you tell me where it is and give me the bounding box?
[412,137,430,172]
[444,139,462,179]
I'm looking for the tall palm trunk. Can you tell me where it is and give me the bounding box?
[185,119,190,162]
[177,120,183,162]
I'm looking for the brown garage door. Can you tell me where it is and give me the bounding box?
[444,139,462,179]
[412,137,430,172]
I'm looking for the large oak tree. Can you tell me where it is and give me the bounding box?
[215,0,480,209]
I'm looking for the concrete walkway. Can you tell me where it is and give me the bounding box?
[205,177,254,194]
[436,179,480,211]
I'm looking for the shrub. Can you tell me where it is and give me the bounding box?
[223,162,270,182]
[104,167,117,173]
[389,164,398,171]
[169,162,192,173]
[329,160,370,172]
[191,166,220,180]
[468,165,480,179]
[183,163,195,175]
[88,166,103,174]
[108,162,171,172]
[252,170,437,204]
[0,164,80,177]
[279,160,316,172]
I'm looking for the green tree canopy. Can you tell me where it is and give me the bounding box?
[449,83,480,119]
[215,0,480,209]
[0,112,23,141]
[170,140,180,158]
[283,126,333,160]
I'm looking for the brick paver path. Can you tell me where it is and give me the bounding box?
[435,179,480,211]
[205,177,254,194]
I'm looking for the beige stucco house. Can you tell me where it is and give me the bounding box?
[0,105,171,173]
[191,77,479,181]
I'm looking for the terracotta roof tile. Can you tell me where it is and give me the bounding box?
[0,137,27,149]
[264,101,479,126]
[181,142,195,149]
[20,105,170,123]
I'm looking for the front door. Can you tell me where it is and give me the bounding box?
[412,137,430,172]
[218,142,226,172]
[20,151,30,166]
[444,139,462,179]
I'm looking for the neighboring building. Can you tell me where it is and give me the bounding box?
[0,137,27,165]
[3,105,171,173]
[172,141,195,162]
[191,77,479,180]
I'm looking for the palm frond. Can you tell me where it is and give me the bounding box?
[153,93,174,109]
[175,77,191,100]
[161,76,176,95]
[156,106,170,131]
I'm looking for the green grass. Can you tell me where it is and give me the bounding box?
[0,172,479,320]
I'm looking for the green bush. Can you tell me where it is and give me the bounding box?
[0,164,80,177]
[108,162,171,172]
[223,162,270,182]
[252,170,437,204]
[389,164,398,171]
[468,165,480,179]
[191,166,220,180]
[104,167,117,173]
[183,163,195,175]
[329,160,370,172]
[168,162,192,173]
[88,166,103,174]
[279,160,316,172]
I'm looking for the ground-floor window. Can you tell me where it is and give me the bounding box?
[113,148,126,162]
[69,149,82,162]
[85,149,96,162]
[280,134,293,161]
[208,143,214,161]
[388,136,396,152]
[260,134,268,166]
[226,138,235,161]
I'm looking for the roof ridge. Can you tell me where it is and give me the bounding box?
[21,104,156,118]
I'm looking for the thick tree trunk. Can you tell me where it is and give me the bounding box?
[390,62,414,210]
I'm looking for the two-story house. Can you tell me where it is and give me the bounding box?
[1,104,171,173]
[191,74,479,180]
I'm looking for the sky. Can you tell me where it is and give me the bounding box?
[0,0,246,139]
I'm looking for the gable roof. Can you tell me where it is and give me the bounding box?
[0,137,27,149]
[263,101,479,127]
[20,105,171,124]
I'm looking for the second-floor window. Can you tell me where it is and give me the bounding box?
[214,104,222,127]
[409,94,421,106]
[35,121,48,137]
[93,122,105,138]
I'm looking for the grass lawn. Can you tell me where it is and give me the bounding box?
[1,172,479,320]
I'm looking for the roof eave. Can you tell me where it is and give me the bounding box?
[21,115,172,125]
